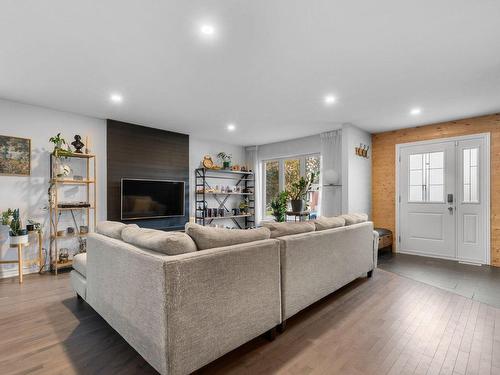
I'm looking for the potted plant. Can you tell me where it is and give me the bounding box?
[239,197,249,214]
[9,209,28,245]
[49,133,66,152]
[1,208,14,241]
[270,191,288,222]
[217,152,232,170]
[49,133,72,157]
[286,173,316,213]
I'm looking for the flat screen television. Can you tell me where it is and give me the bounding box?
[121,178,185,220]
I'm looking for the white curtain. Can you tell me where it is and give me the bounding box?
[245,146,262,225]
[320,130,342,216]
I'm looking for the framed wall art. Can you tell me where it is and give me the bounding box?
[0,135,31,176]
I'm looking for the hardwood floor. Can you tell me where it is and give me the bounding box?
[1,269,500,374]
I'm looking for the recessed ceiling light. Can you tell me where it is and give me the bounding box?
[110,93,123,104]
[324,95,336,106]
[227,123,236,131]
[200,24,216,37]
[410,107,422,115]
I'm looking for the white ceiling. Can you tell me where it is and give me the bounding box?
[1,0,499,146]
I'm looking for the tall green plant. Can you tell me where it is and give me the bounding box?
[9,209,23,236]
[1,209,14,225]
[270,191,288,222]
[287,172,316,201]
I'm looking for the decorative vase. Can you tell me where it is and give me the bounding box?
[223,161,231,169]
[290,199,304,212]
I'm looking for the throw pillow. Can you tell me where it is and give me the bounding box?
[121,226,197,255]
[261,221,315,238]
[96,221,138,240]
[340,213,369,225]
[313,216,346,231]
[185,223,271,250]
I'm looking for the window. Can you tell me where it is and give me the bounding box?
[264,161,279,217]
[263,154,321,218]
[463,148,479,203]
[284,159,300,193]
[408,151,444,202]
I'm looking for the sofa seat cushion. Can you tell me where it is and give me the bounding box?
[314,216,346,231]
[96,221,138,240]
[262,221,315,238]
[341,213,369,225]
[72,253,87,277]
[122,226,197,255]
[185,223,271,250]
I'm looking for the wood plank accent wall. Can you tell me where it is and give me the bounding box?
[372,113,500,266]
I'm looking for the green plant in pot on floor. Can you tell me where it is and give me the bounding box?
[287,172,316,213]
[217,152,232,169]
[270,191,288,222]
[9,209,28,245]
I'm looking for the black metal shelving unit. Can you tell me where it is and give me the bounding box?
[195,168,255,229]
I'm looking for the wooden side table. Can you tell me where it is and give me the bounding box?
[0,231,43,283]
[286,211,311,222]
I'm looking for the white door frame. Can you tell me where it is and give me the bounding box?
[395,133,490,264]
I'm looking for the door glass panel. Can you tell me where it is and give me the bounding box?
[409,154,423,170]
[264,161,279,216]
[427,152,444,202]
[429,185,444,202]
[463,148,479,203]
[408,153,425,202]
[305,156,320,184]
[410,170,423,186]
[429,168,443,185]
[409,186,423,201]
[408,151,444,202]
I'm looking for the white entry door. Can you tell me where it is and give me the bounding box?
[398,134,490,264]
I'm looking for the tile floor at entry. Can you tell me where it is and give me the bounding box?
[379,251,500,308]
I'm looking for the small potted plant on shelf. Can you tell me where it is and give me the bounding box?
[270,191,288,222]
[9,209,28,245]
[239,197,249,214]
[217,152,232,170]
[49,133,72,157]
[286,172,316,213]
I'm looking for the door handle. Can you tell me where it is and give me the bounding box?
[448,206,454,213]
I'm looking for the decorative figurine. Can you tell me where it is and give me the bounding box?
[202,155,214,169]
[71,135,85,153]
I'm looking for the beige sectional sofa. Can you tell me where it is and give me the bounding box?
[70,215,378,375]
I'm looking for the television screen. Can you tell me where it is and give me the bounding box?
[121,179,185,220]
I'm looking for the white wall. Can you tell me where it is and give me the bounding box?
[342,124,372,216]
[256,134,322,161]
[188,137,246,224]
[0,99,106,278]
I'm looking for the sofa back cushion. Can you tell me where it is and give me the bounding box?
[340,213,368,225]
[96,221,139,240]
[261,221,315,238]
[185,223,271,250]
[313,216,345,231]
[121,226,197,255]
